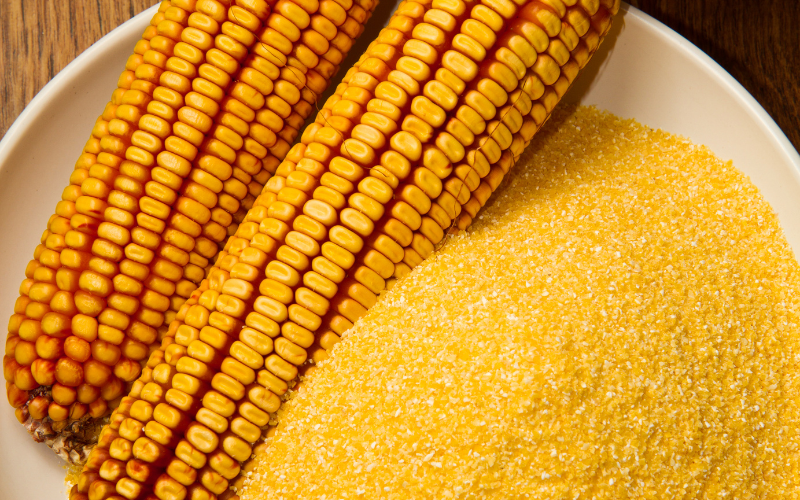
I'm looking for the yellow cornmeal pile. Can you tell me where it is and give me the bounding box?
[241,106,800,499]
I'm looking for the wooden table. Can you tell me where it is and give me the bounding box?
[2,1,798,149]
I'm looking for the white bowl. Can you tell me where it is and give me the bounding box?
[1,4,799,499]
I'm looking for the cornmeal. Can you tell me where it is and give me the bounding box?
[241,106,800,499]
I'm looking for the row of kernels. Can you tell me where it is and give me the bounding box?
[156,297,257,495]
[274,3,445,348]
[129,0,257,288]
[421,47,549,231]
[338,0,489,273]
[455,2,603,216]
[75,1,214,336]
[401,1,487,142]
[138,0,275,341]
[341,0,503,279]
[165,319,246,497]
[317,16,439,341]
[423,3,609,234]
[309,4,437,271]
[106,0,275,343]
[414,0,567,232]
[453,1,614,227]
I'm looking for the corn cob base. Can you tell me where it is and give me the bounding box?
[15,393,101,464]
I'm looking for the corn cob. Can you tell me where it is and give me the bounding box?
[5,2,176,460]
[5,0,377,463]
[71,0,618,498]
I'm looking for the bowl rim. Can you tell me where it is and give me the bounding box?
[609,3,800,179]
[0,4,159,171]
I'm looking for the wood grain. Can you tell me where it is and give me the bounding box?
[1,1,798,150]
[0,0,156,140]
[629,0,800,151]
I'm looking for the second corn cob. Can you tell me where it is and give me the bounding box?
[72,0,618,498]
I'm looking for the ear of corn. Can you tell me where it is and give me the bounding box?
[6,0,377,463]
[69,0,618,498]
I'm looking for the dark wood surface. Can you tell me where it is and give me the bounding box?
[1,0,798,149]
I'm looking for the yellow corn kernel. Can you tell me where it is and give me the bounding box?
[185,422,219,454]
[176,439,208,469]
[197,407,229,434]
[167,458,198,487]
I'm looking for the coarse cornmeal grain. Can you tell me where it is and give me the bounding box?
[240,106,800,499]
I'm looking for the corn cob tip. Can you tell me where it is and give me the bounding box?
[15,399,100,463]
